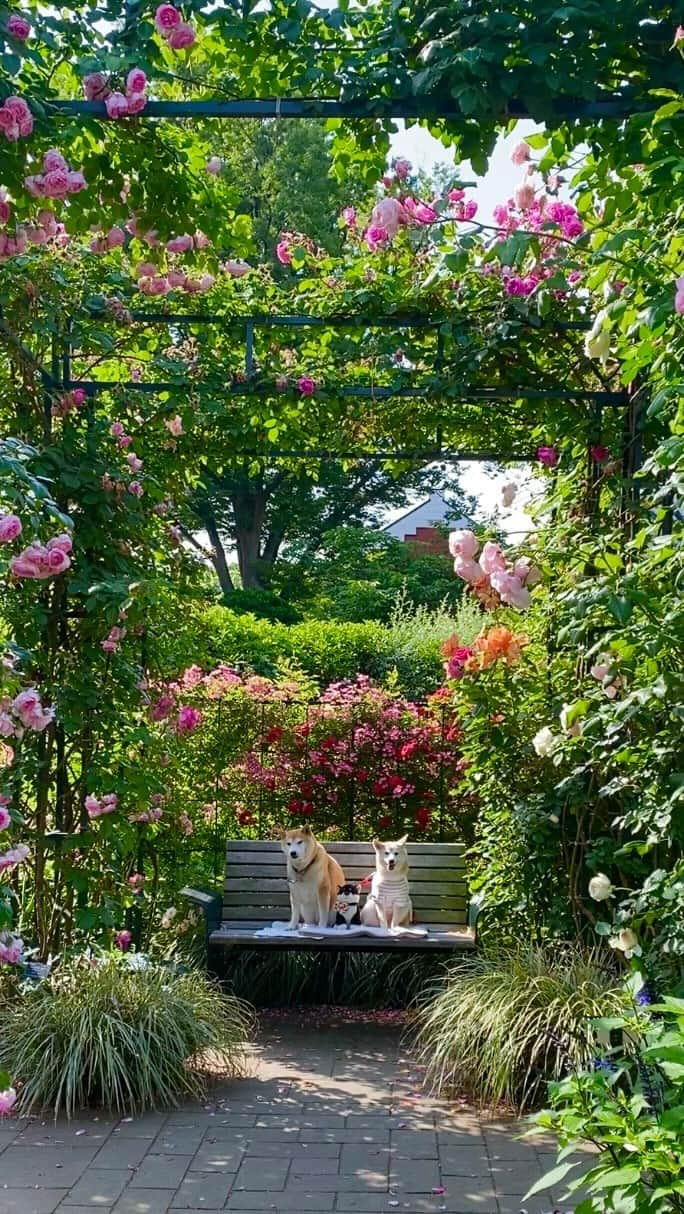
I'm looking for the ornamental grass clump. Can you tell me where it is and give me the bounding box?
[0,956,254,1116]
[414,943,627,1111]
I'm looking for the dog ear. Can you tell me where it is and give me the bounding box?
[397,834,408,847]
[372,838,382,851]
[301,824,312,835]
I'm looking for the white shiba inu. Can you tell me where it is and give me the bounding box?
[360,835,413,929]
[279,825,346,930]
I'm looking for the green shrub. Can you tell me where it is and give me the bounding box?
[532,994,684,1213]
[0,956,254,1116]
[223,588,302,624]
[414,942,626,1111]
[225,948,444,1008]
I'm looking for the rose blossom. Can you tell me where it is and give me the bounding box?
[83,72,109,101]
[588,873,613,901]
[7,15,31,39]
[297,376,316,397]
[167,21,196,49]
[276,240,292,265]
[511,141,530,165]
[166,415,183,436]
[448,529,479,560]
[105,92,130,120]
[206,156,222,175]
[126,68,147,95]
[0,1088,17,1116]
[115,929,132,951]
[537,445,558,467]
[222,258,250,278]
[0,515,22,543]
[176,705,202,733]
[371,196,407,237]
[480,541,507,575]
[155,3,181,33]
[532,726,556,757]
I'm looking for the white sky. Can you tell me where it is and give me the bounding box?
[383,120,542,537]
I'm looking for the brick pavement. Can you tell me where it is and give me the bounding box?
[0,1016,581,1214]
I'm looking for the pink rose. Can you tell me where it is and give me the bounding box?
[47,533,72,554]
[10,547,44,578]
[128,481,144,498]
[341,206,356,228]
[198,273,215,292]
[167,269,187,288]
[83,72,109,101]
[126,68,147,95]
[0,1088,17,1116]
[67,170,87,194]
[167,21,196,49]
[166,234,193,254]
[194,231,210,248]
[115,929,132,951]
[43,149,67,173]
[513,557,541,587]
[0,806,10,831]
[365,224,389,251]
[511,141,531,165]
[0,190,10,224]
[453,555,485,584]
[7,15,31,39]
[448,529,480,560]
[537,445,558,468]
[155,4,181,33]
[404,197,437,225]
[591,444,610,463]
[276,240,292,265]
[394,157,412,180]
[43,168,70,198]
[46,547,70,574]
[480,541,507,575]
[176,704,202,733]
[126,92,147,116]
[490,571,531,610]
[134,261,157,279]
[222,259,250,278]
[110,421,125,437]
[166,415,183,436]
[371,196,407,236]
[24,175,45,197]
[206,156,222,175]
[0,515,22,543]
[448,187,465,203]
[514,181,535,211]
[126,453,143,472]
[107,226,126,248]
[297,376,316,397]
[105,92,129,119]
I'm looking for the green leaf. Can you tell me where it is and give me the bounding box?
[524,1161,578,1197]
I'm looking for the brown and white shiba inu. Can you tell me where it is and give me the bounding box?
[279,825,346,930]
[360,835,412,929]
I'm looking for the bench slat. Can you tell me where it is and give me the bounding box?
[226,840,465,853]
[225,852,466,870]
[219,905,467,923]
[222,878,467,896]
[226,863,464,883]
[222,893,467,910]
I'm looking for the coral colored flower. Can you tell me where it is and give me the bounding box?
[115,929,132,951]
[7,15,31,39]
[537,445,558,468]
[155,3,181,32]
[511,141,530,165]
[298,376,316,397]
[0,514,22,543]
[476,626,527,669]
[167,21,196,49]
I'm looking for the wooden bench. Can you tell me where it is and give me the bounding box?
[183,840,481,960]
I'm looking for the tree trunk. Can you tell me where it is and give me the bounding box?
[200,507,235,596]
[232,482,267,589]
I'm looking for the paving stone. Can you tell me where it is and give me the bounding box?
[390,1130,439,1158]
[439,1146,491,1176]
[0,1146,98,1187]
[339,1145,391,1173]
[14,1124,113,1149]
[129,1156,190,1189]
[389,1159,442,1192]
[283,1154,339,1174]
[286,1173,388,1192]
[226,1193,334,1211]
[241,1139,340,1159]
[0,1190,68,1214]
[112,1194,175,1214]
[489,1160,545,1194]
[188,1143,245,1172]
[65,1168,132,1205]
[170,1173,234,1209]
[496,1196,561,1214]
[93,1139,151,1170]
[233,1158,290,1190]
[298,1129,390,1145]
[149,1132,205,1157]
[113,1116,168,1140]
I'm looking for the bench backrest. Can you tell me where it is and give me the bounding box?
[223,840,468,931]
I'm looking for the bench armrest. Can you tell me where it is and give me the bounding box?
[467,893,485,941]
[180,886,222,941]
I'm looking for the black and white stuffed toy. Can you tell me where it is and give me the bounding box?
[334,882,361,928]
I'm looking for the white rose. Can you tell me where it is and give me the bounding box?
[609,928,641,959]
[588,873,613,902]
[532,726,557,757]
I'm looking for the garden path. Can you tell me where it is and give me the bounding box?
[0,1014,572,1214]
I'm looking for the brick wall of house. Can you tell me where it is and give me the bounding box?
[402,525,450,557]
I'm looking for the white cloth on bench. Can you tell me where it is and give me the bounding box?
[253,921,428,939]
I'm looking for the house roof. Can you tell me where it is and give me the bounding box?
[381,491,470,540]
